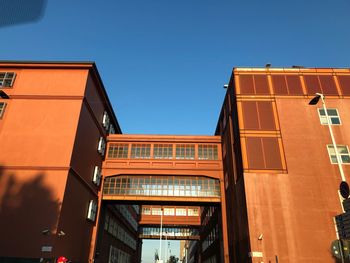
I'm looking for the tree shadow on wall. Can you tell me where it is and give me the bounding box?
[0,165,61,262]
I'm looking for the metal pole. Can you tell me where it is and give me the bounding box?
[318,93,345,263]
[165,234,168,263]
[159,208,163,262]
[318,93,346,182]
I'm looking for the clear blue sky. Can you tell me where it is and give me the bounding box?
[1,0,350,262]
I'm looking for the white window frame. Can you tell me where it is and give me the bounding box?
[98,137,106,156]
[0,72,16,87]
[327,145,350,164]
[318,108,341,125]
[109,124,115,134]
[176,208,187,216]
[87,200,97,221]
[102,111,110,130]
[92,166,101,186]
[0,102,6,118]
[164,207,174,216]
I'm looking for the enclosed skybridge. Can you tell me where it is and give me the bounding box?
[102,135,224,204]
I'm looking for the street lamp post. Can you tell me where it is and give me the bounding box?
[309,93,347,263]
[159,207,163,263]
[309,93,347,183]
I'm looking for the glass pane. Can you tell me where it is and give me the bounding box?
[331,155,338,163]
[338,146,349,154]
[327,109,338,116]
[331,118,340,125]
[342,155,350,163]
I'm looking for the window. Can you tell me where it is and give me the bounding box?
[154,144,173,159]
[164,207,174,216]
[131,144,151,159]
[0,72,16,87]
[198,145,218,160]
[92,166,101,186]
[176,208,186,216]
[318,108,341,125]
[142,207,151,215]
[188,208,199,216]
[108,144,128,158]
[109,124,115,134]
[98,137,106,156]
[87,200,97,221]
[175,144,195,160]
[102,111,110,130]
[151,207,162,215]
[327,145,350,164]
[0,102,6,118]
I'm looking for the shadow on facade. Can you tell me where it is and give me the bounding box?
[0,0,47,28]
[0,166,60,263]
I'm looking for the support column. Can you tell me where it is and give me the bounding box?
[220,177,230,263]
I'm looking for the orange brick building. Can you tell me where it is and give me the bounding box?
[1,61,350,263]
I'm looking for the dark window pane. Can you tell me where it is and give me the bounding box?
[286,75,303,95]
[304,75,321,95]
[241,101,259,130]
[257,101,276,130]
[272,75,288,95]
[337,75,350,96]
[319,75,338,95]
[262,137,283,169]
[239,75,255,94]
[245,137,264,169]
[331,118,340,125]
[254,75,270,94]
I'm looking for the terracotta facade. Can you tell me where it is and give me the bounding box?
[1,62,349,263]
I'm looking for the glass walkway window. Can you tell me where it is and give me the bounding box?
[108,143,129,158]
[176,144,195,159]
[130,144,151,159]
[154,144,173,159]
[140,227,199,237]
[103,175,220,198]
[198,145,218,160]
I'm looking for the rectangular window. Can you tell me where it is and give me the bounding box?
[142,207,151,215]
[154,144,173,159]
[109,124,115,134]
[87,200,97,221]
[98,137,106,156]
[318,108,341,125]
[327,145,350,164]
[164,208,174,216]
[0,102,6,118]
[108,144,128,158]
[176,144,195,160]
[188,208,199,216]
[198,145,218,160]
[131,144,151,159]
[92,166,101,186]
[151,207,162,215]
[0,72,16,87]
[176,208,187,216]
[102,111,110,131]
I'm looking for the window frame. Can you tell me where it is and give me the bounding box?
[87,200,98,221]
[0,72,16,88]
[327,145,350,164]
[318,108,341,125]
[0,102,6,118]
